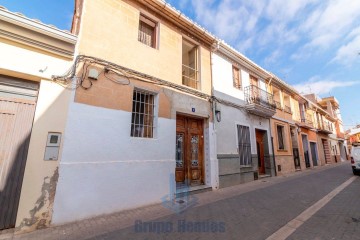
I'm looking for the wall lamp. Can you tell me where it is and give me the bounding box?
[215,102,221,122]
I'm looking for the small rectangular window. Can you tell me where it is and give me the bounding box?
[131,90,155,138]
[237,125,252,166]
[277,125,285,150]
[250,75,258,87]
[232,66,241,89]
[138,15,157,48]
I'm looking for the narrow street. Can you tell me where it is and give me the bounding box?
[4,162,359,240]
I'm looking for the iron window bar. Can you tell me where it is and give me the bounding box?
[130,89,155,138]
[182,64,199,89]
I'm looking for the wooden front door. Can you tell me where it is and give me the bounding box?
[256,130,265,175]
[175,115,204,187]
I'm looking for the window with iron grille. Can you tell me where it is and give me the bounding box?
[232,66,241,89]
[138,14,157,48]
[237,125,252,166]
[277,125,285,150]
[130,90,155,138]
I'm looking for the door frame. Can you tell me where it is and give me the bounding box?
[301,134,311,168]
[175,114,205,187]
[309,141,319,167]
[255,128,267,175]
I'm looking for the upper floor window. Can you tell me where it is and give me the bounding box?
[250,75,258,87]
[182,39,199,89]
[232,66,241,89]
[138,14,157,48]
[131,89,156,138]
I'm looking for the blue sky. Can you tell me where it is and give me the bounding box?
[1,0,359,128]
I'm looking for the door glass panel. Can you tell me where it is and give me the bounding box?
[191,135,199,167]
[176,134,184,168]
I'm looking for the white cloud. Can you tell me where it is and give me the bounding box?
[293,78,360,95]
[265,0,318,22]
[331,27,360,66]
[264,49,281,66]
[305,0,360,48]
[171,0,360,67]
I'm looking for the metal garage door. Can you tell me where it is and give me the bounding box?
[0,75,38,230]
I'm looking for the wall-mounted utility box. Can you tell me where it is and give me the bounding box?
[44,132,61,161]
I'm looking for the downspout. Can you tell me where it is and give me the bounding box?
[210,39,220,189]
[269,118,277,177]
[210,40,220,130]
[267,73,277,176]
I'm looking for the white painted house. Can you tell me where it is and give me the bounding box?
[211,42,276,188]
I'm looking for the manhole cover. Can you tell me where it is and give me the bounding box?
[351,217,360,223]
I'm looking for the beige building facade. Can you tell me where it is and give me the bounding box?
[50,0,218,225]
[0,7,76,232]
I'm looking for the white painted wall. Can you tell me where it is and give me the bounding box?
[52,103,176,224]
[212,53,251,100]
[205,122,219,189]
[212,52,272,156]
[0,39,75,230]
[0,41,71,79]
[215,103,272,155]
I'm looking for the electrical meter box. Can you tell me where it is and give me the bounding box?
[44,132,61,160]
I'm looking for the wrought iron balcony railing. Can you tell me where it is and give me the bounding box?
[301,113,313,126]
[274,100,282,110]
[284,105,292,114]
[318,121,332,132]
[244,85,276,110]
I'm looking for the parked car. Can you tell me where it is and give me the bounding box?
[351,143,360,175]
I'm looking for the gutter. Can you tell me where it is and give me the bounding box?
[0,8,77,44]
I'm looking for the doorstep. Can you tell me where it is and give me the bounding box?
[175,184,212,198]
[259,174,271,179]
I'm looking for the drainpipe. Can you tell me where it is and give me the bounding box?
[210,40,220,189]
[269,118,277,177]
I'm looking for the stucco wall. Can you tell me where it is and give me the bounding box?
[15,81,72,231]
[77,0,212,95]
[213,91,272,156]
[0,39,74,231]
[0,40,71,80]
[212,53,251,101]
[52,92,217,224]
[52,102,176,224]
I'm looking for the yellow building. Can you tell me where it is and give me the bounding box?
[49,0,219,225]
[0,7,76,232]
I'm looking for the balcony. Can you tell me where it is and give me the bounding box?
[244,85,276,118]
[299,113,314,129]
[274,100,282,110]
[317,122,333,134]
[284,105,292,114]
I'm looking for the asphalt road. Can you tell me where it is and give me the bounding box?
[86,163,360,240]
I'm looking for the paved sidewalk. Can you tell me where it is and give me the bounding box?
[0,162,349,240]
